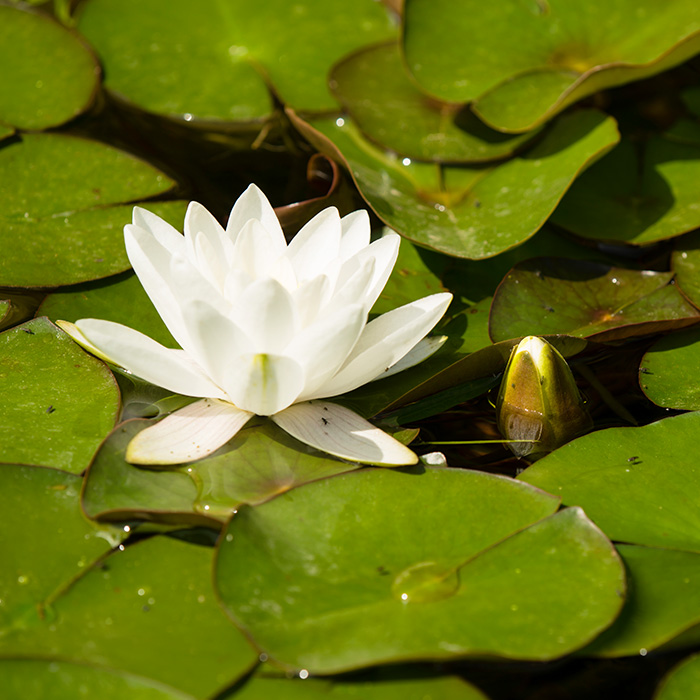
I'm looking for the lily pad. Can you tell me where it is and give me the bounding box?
[291,109,619,259]
[403,0,700,132]
[39,272,176,349]
[518,411,700,553]
[0,464,125,637]
[83,419,361,525]
[0,659,196,700]
[216,467,625,673]
[0,289,43,332]
[77,0,395,122]
[489,258,700,343]
[551,133,700,245]
[655,652,700,700]
[584,545,700,657]
[0,133,187,287]
[234,674,490,700]
[330,43,538,163]
[0,5,99,130]
[0,317,119,472]
[639,327,700,410]
[1,536,258,698]
[672,229,700,307]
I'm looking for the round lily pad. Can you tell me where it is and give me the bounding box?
[655,652,700,700]
[0,133,186,287]
[489,258,700,343]
[0,317,120,473]
[83,419,361,525]
[330,43,538,163]
[584,545,700,657]
[0,464,125,637]
[216,467,625,673]
[0,5,99,129]
[551,134,700,245]
[39,272,176,349]
[2,536,258,698]
[0,659,196,700]
[403,0,700,132]
[77,0,395,122]
[639,327,700,410]
[291,109,619,259]
[518,411,700,553]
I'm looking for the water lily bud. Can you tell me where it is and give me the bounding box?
[496,336,591,458]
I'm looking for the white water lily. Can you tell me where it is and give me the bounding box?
[58,185,451,466]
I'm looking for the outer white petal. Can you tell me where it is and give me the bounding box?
[311,292,453,399]
[75,319,227,400]
[334,233,400,311]
[286,207,341,284]
[287,303,367,399]
[131,207,185,255]
[222,353,305,416]
[339,209,370,260]
[183,201,229,276]
[373,335,448,380]
[126,398,253,465]
[272,401,418,466]
[56,320,121,366]
[226,184,286,255]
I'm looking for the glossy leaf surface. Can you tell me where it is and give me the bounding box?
[0,134,186,287]
[217,467,625,673]
[292,110,619,259]
[0,318,119,472]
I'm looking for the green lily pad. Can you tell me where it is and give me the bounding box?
[83,419,361,525]
[234,674,490,700]
[0,659,196,700]
[489,258,700,343]
[217,467,625,673]
[77,0,395,122]
[551,133,700,245]
[0,133,187,287]
[0,318,119,472]
[403,0,700,132]
[0,5,99,130]
[39,272,176,349]
[584,545,700,657]
[519,411,700,553]
[639,327,700,410]
[0,289,43,332]
[291,109,619,259]
[672,230,700,308]
[1,536,258,697]
[655,652,700,700]
[330,42,538,163]
[0,124,13,140]
[0,464,125,637]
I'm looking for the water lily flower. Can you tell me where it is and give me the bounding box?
[58,185,452,466]
[496,336,591,458]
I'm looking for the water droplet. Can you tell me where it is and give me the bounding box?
[148,597,155,605]
[299,669,309,679]
[335,117,345,127]
[226,534,233,542]
[118,544,125,551]
[197,595,206,603]
[434,203,446,212]
[183,113,193,122]
[391,561,460,603]
[639,648,647,656]
[123,525,131,533]
[17,575,28,585]
[137,588,145,596]
[259,653,268,662]
[402,157,411,166]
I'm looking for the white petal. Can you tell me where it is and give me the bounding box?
[131,207,185,255]
[287,303,367,399]
[272,401,418,466]
[126,398,253,465]
[56,320,121,365]
[339,209,370,260]
[183,201,228,275]
[286,207,341,283]
[226,184,286,255]
[75,319,227,399]
[231,278,298,354]
[334,233,400,312]
[322,256,376,317]
[292,274,332,328]
[311,292,452,398]
[222,353,305,415]
[231,219,289,282]
[373,335,448,380]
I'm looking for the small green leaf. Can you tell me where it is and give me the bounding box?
[655,652,700,700]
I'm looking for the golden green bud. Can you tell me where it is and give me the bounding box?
[496,336,591,458]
